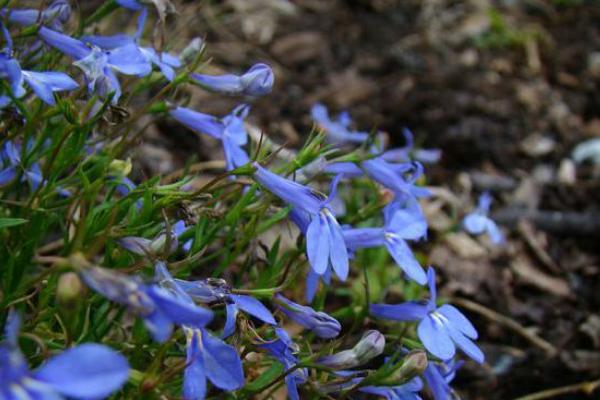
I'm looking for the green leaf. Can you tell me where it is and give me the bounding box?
[0,218,28,229]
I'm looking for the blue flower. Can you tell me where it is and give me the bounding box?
[343,200,428,285]
[257,328,308,400]
[423,359,463,400]
[1,0,71,30]
[151,263,246,400]
[182,327,246,400]
[274,294,341,338]
[81,14,181,82]
[0,311,130,399]
[311,103,369,145]
[253,164,350,280]
[80,266,213,342]
[170,105,251,172]
[382,128,441,164]
[192,63,274,97]
[370,267,484,363]
[0,141,43,189]
[0,27,78,106]
[463,192,504,245]
[38,27,151,102]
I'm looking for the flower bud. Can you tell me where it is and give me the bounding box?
[275,294,341,339]
[108,158,132,177]
[379,350,428,386]
[179,37,204,65]
[57,272,84,307]
[319,330,385,369]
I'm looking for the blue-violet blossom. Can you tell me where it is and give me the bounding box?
[463,192,504,245]
[370,267,484,363]
[0,311,130,399]
[274,294,341,339]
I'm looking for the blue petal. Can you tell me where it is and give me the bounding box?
[34,343,129,400]
[370,302,428,321]
[437,304,477,339]
[324,162,364,177]
[39,27,90,60]
[170,106,224,139]
[223,139,250,171]
[107,43,152,76]
[485,219,504,245]
[116,0,144,11]
[463,213,487,234]
[305,269,320,303]
[201,331,245,390]
[423,363,451,400]
[183,330,207,400]
[417,316,455,361]
[445,323,484,364]
[192,72,243,94]
[148,286,214,326]
[222,303,239,339]
[385,238,427,285]
[386,209,427,240]
[427,267,437,305]
[231,294,276,325]
[306,214,330,275]
[326,213,349,281]
[144,309,174,342]
[82,34,134,49]
[0,166,17,185]
[343,227,385,250]
[22,70,78,105]
[285,374,301,400]
[252,163,323,214]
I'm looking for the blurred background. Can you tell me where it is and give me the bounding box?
[83,0,599,398]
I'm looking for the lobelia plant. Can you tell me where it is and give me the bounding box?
[0,1,501,399]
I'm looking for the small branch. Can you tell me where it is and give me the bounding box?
[513,378,600,400]
[451,297,558,357]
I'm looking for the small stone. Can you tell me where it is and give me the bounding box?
[520,134,556,157]
[558,159,576,185]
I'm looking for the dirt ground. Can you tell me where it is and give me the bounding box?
[88,0,600,398]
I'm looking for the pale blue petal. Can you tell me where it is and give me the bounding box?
[445,323,485,364]
[306,215,329,275]
[148,287,214,326]
[38,27,90,60]
[201,331,245,390]
[326,214,349,281]
[463,213,487,234]
[427,267,437,305]
[370,302,428,321]
[387,209,427,240]
[222,303,238,339]
[485,219,504,245]
[183,331,207,400]
[34,343,129,400]
[82,34,134,49]
[385,239,427,285]
[0,166,16,185]
[107,43,152,76]
[231,294,276,325]
[437,304,477,339]
[343,227,385,250]
[169,106,223,139]
[417,317,455,361]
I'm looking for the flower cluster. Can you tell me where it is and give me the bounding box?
[0,1,506,399]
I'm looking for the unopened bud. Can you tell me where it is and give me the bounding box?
[108,158,132,177]
[353,330,386,364]
[57,272,84,307]
[180,37,204,65]
[319,330,385,369]
[379,350,428,386]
